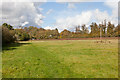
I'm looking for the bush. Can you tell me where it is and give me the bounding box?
[2,27,16,45]
[20,32,30,41]
[15,29,30,41]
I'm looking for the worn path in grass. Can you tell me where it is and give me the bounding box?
[2,40,118,78]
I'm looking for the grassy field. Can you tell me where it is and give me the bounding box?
[2,39,118,78]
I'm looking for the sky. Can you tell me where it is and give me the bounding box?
[0,0,119,32]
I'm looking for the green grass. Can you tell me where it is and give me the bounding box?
[2,39,118,78]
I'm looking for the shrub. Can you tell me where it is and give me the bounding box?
[2,27,16,45]
[15,29,30,41]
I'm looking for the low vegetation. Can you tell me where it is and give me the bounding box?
[2,39,118,78]
[2,20,118,78]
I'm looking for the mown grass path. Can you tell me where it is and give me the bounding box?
[2,40,118,78]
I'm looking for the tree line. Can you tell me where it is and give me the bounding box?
[2,20,120,45]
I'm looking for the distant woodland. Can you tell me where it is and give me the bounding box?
[2,20,120,45]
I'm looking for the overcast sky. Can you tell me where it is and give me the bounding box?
[0,0,119,32]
